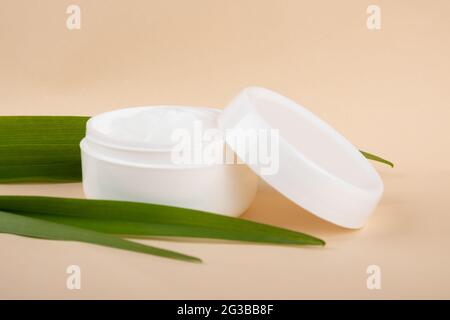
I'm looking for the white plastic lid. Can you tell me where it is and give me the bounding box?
[219,87,383,228]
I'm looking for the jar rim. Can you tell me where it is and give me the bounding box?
[85,105,222,152]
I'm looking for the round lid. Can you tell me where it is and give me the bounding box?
[218,87,383,228]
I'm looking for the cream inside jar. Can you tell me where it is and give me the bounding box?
[89,107,218,149]
[80,106,258,216]
[83,106,225,167]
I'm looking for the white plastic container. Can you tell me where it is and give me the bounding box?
[80,106,259,217]
[220,87,384,228]
[81,87,384,228]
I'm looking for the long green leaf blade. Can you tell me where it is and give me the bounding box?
[0,116,392,183]
[0,116,88,182]
[0,196,325,246]
[0,116,88,144]
[0,210,201,263]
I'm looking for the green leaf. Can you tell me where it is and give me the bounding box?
[0,196,325,246]
[0,116,392,183]
[0,116,88,145]
[0,116,88,182]
[0,210,201,263]
[360,150,394,168]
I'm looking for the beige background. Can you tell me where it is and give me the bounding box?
[1,0,450,299]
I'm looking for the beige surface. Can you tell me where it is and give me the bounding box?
[1,0,450,299]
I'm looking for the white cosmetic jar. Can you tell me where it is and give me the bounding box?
[80,106,258,217]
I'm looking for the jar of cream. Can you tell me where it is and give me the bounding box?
[80,106,259,217]
[81,87,384,228]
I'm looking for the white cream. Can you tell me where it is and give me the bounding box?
[109,107,218,149]
[80,106,258,217]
